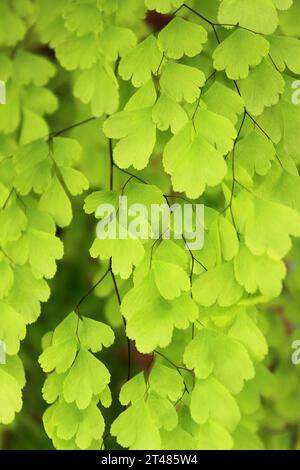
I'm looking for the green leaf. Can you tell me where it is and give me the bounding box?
[121,274,198,353]
[45,400,105,450]
[59,167,89,196]
[218,0,279,35]
[0,201,27,243]
[150,240,190,300]
[208,212,239,262]
[158,18,207,59]
[269,35,300,74]
[101,25,137,61]
[163,122,227,199]
[42,373,66,405]
[152,93,188,134]
[56,34,99,71]
[149,363,185,402]
[90,236,145,280]
[119,35,162,87]
[184,329,254,394]
[6,265,50,324]
[74,63,119,117]
[191,377,241,431]
[0,257,14,298]
[234,243,286,297]
[160,62,205,103]
[0,361,23,424]
[111,399,161,450]
[39,176,73,228]
[235,130,276,177]
[39,313,78,374]
[145,0,182,14]
[147,392,178,431]
[192,262,244,307]
[196,420,233,450]
[14,139,51,195]
[0,2,26,46]
[213,29,270,79]
[78,317,115,353]
[228,310,268,362]
[63,349,110,409]
[103,81,157,169]
[119,372,147,406]
[12,207,64,279]
[13,50,56,86]
[239,59,285,116]
[0,302,26,355]
[234,190,300,259]
[203,81,245,125]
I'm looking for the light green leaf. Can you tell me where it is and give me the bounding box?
[234,243,286,297]
[235,130,276,177]
[160,61,205,103]
[111,399,161,450]
[78,317,115,353]
[203,81,245,125]
[145,0,182,13]
[218,0,278,35]
[184,329,255,393]
[63,349,110,409]
[152,93,188,134]
[234,190,300,259]
[39,313,78,373]
[191,377,241,432]
[158,18,207,59]
[269,35,300,74]
[228,310,268,362]
[0,302,26,355]
[196,420,233,450]
[239,59,285,116]
[192,262,244,307]
[149,363,184,402]
[119,35,162,87]
[163,122,227,199]
[74,64,119,117]
[39,176,73,228]
[213,29,270,79]
[121,274,198,353]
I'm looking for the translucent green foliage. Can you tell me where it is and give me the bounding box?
[121,273,198,352]
[218,0,279,35]
[158,18,208,59]
[103,81,157,169]
[235,191,300,259]
[235,131,276,177]
[269,36,300,74]
[213,30,270,80]
[145,0,182,14]
[163,121,228,199]
[119,35,162,87]
[2,0,300,452]
[192,262,243,307]
[191,377,241,431]
[234,244,286,297]
[160,62,205,103]
[85,182,166,278]
[40,313,114,449]
[184,329,255,394]
[238,59,285,115]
